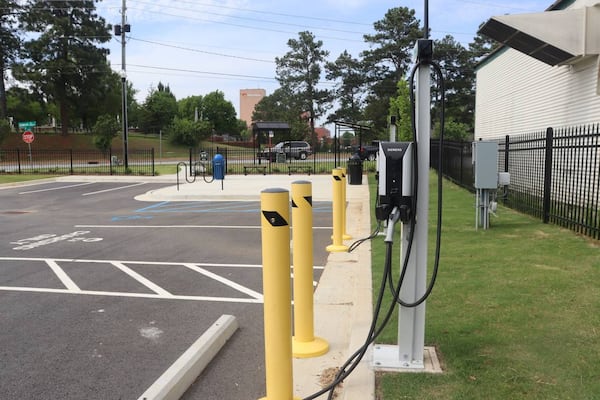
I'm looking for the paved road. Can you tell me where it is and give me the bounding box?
[0,180,332,400]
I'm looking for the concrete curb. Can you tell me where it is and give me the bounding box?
[293,184,375,400]
[137,315,238,400]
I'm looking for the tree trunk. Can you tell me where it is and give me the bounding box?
[60,100,69,136]
[0,62,7,120]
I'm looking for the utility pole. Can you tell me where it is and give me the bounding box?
[115,0,130,168]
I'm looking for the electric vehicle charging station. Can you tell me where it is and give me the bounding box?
[372,38,440,372]
[376,142,414,223]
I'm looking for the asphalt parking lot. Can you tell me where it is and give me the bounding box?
[0,179,332,400]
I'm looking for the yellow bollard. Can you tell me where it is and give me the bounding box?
[259,188,299,400]
[326,168,349,252]
[340,167,352,240]
[291,181,329,358]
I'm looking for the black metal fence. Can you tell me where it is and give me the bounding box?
[500,125,600,239]
[0,148,155,176]
[431,124,600,240]
[188,146,378,176]
[431,139,473,189]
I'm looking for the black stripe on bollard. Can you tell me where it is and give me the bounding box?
[304,195,312,206]
[262,211,289,227]
[333,176,342,181]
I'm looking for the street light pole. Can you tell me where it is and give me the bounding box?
[120,70,128,169]
[120,0,128,169]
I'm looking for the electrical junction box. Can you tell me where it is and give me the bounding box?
[472,141,498,189]
[378,141,413,210]
[499,172,510,186]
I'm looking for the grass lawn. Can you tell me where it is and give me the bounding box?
[0,174,58,184]
[369,173,600,400]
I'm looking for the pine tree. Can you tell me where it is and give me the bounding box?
[325,50,367,124]
[275,31,331,145]
[15,0,112,135]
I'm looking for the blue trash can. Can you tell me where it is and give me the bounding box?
[212,154,225,180]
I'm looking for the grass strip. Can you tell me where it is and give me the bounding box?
[368,173,600,400]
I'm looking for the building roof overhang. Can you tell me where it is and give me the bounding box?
[479,4,600,66]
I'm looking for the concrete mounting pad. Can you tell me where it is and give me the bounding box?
[138,314,239,400]
[371,345,443,374]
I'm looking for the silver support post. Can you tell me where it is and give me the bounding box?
[396,61,430,369]
[373,61,430,371]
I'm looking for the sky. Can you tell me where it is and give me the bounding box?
[96,0,554,127]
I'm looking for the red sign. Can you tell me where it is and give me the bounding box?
[22,130,34,144]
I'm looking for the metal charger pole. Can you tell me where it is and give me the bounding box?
[373,23,432,371]
[395,57,430,370]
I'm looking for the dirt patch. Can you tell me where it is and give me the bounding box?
[319,367,343,399]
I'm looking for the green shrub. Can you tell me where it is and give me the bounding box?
[93,115,119,153]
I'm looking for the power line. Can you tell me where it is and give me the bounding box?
[120,68,276,83]
[130,0,372,27]
[132,0,367,35]
[123,64,336,86]
[127,64,278,81]
[125,7,365,43]
[129,37,275,63]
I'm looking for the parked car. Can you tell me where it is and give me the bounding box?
[352,141,380,161]
[257,141,312,161]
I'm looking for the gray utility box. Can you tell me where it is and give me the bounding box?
[472,141,498,189]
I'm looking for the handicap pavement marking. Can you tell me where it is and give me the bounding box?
[0,257,264,303]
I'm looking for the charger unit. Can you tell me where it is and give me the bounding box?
[377,141,414,221]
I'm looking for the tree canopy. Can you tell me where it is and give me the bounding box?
[325,50,367,124]
[140,83,178,134]
[252,87,310,140]
[1,3,496,144]
[275,31,331,143]
[0,0,22,119]
[14,0,113,135]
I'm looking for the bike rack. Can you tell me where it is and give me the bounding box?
[176,161,215,191]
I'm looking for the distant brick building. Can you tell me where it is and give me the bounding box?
[315,127,331,142]
[239,89,266,128]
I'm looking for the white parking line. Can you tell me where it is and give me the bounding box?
[19,182,93,194]
[183,263,263,301]
[0,257,324,270]
[0,257,268,303]
[46,259,81,291]
[82,182,148,196]
[111,261,173,297]
[0,286,261,303]
[76,224,261,229]
[75,224,332,230]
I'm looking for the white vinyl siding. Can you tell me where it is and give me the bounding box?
[475,49,600,140]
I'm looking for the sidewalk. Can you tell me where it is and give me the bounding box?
[63,172,376,399]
